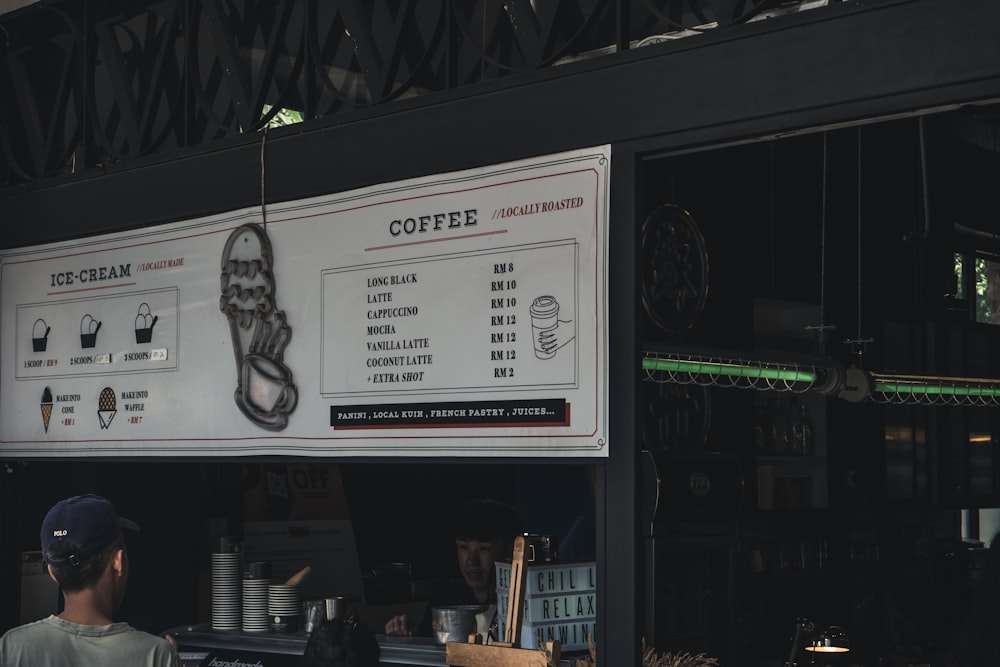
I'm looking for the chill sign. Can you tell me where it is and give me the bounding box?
[496,562,597,651]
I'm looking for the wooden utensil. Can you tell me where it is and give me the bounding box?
[285,565,312,587]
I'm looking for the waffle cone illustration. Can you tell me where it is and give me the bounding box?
[220,224,297,430]
[97,387,117,429]
[40,386,53,433]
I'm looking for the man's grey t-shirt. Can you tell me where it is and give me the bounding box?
[0,615,179,667]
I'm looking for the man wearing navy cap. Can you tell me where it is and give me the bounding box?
[0,494,178,666]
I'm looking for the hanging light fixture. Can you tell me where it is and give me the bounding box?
[784,619,850,666]
[805,625,851,654]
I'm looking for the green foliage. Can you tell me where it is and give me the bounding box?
[975,257,996,323]
[261,104,304,130]
[954,253,1000,324]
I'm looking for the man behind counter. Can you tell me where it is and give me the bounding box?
[384,498,520,639]
[0,494,179,667]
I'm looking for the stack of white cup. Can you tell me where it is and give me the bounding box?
[242,561,271,632]
[268,584,301,633]
[211,537,242,630]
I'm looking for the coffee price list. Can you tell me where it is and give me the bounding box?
[322,241,579,398]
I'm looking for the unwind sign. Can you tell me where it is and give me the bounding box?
[496,561,597,651]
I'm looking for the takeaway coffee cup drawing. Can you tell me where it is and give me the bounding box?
[32,319,50,352]
[80,314,101,348]
[243,353,297,415]
[529,295,574,360]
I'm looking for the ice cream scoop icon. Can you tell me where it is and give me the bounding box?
[32,319,50,352]
[40,386,53,433]
[134,303,158,344]
[80,314,101,348]
[97,387,117,429]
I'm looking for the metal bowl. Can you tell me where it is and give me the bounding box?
[430,605,485,645]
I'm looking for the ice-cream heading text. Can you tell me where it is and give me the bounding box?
[50,264,131,287]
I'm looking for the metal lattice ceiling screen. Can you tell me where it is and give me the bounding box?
[0,0,829,184]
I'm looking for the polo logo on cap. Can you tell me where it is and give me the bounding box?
[53,530,67,536]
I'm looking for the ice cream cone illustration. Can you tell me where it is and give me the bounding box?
[40,386,53,433]
[97,387,117,429]
[220,224,297,431]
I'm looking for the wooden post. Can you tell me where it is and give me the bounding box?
[445,536,562,667]
[502,535,529,647]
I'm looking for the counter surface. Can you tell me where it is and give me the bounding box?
[168,624,449,666]
[168,625,579,666]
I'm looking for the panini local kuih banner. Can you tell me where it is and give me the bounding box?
[0,146,610,457]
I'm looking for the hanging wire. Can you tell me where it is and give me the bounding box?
[806,133,837,349]
[917,115,934,317]
[993,118,998,261]
[821,133,827,323]
[769,142,776,292]
[844,127,874,363]
[856,128,862,344]
[259,125,268,230]
[919,116,931,239]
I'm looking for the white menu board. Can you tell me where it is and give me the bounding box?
[0,146,610,457]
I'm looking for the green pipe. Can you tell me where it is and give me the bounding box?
[642,357,817,383]
[875,382,1000,398]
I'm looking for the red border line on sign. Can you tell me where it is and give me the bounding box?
[47,282,137,296]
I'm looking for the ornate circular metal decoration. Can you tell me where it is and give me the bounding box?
[641,380,711,451]
[641,203,709,333]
